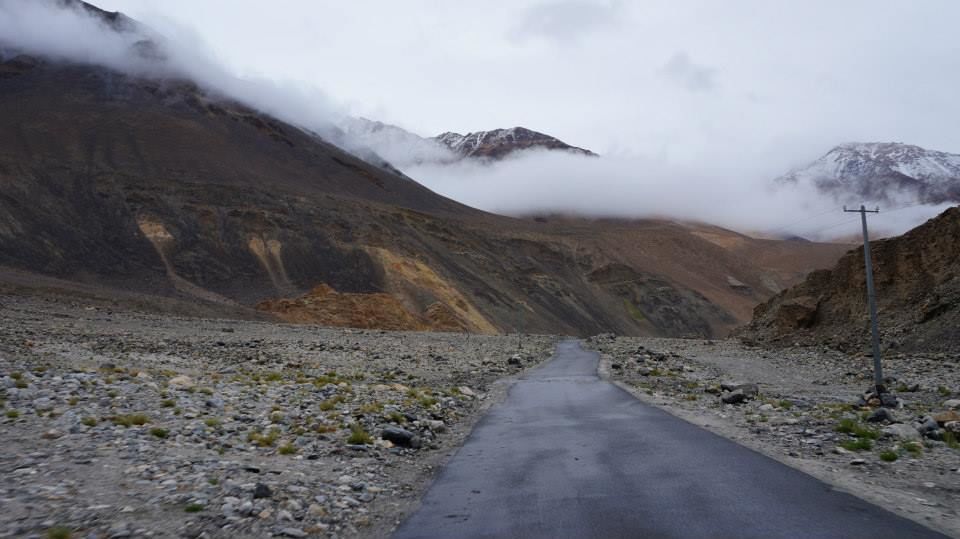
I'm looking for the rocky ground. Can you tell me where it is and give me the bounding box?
[589,335,960,538]
[0,293,556,539]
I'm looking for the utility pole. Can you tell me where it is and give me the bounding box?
[844,205,883,394]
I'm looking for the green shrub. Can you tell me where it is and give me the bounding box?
[149,427,169,438]
[161,399,175,408]
[81,417,97,427]
[347,424,372,445]
[184,503,204,513]
[835,418,878,439]
[840,438,873,451]
[111,414,149,427]
[46,527,72,539]
[879,450,898,462]
[5,410,19,419]
[278,443,297,455]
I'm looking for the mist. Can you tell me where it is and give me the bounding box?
[405,150,953,241]
[1,0,954,241]
[0,0,347,137]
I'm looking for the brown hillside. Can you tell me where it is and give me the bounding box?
[0,54,848,337]
[741,207,960,352]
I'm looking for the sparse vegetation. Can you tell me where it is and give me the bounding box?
[835,418,878,439]
[184,503,205,513]
[111,413,150,427]
[46,527,72,539]
[204,417,221,428]
[81,417,97,427]
[945,431,960,450]
[347,423,373,445]
[840,438,873,451]
[6,410,19,419]
[278,443,297,455]
[248,428,281,447]
[904,442,923,456]
[161,399,175,408]
[149,427,169,438]
[879,450,898,462]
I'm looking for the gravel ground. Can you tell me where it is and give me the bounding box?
[589,335,960,538]
[0,293,557,539]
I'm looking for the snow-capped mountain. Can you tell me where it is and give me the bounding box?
[778,142,960,204]
[434,127,596,160]
[336,119,596,168]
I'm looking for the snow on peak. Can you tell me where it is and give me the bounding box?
[778,142,960,204]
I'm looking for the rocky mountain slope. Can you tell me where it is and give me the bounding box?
[434,127,596,160]
[741,207,960,352]
[0,2,849,338]
[777,142,960,204]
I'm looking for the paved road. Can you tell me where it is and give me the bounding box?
[392,340,948,539]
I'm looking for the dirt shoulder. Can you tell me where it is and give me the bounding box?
[0,292,557,538]
[588,335,960,539]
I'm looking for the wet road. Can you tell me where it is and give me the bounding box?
[392,340,947,539]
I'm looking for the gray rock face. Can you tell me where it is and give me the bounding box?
[882,423,921,441]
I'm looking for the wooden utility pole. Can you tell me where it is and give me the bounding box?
[844,205,883,394]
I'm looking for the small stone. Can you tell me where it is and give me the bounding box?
[758,404,774,412]
[279,528,307,538]
[508,355,522,366]
[833,446,852,455]
[721,390,747,405]
[944,421,960,434]
[457,386,476,398]
[866,408,895,423]
[849,459,866,466]
[381,427,420,448]
[882,423,921,441]
[253,483,272,499]
[943,399,960,410]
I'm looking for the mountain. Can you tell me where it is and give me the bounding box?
[740,206,960,353]
[0,2,850,338]
[336,119,596,167]
[777,142,960,204]
[434,127,596,160]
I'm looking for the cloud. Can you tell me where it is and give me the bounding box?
[404,149,949,240]
[659,52,717,92]
[0,0,346,138]
[510,0,624,44]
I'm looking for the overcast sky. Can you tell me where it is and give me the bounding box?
[95,0,960,168]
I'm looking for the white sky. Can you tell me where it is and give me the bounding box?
[94,0,960,168]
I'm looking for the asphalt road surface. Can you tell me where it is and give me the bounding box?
[392,340,948,539]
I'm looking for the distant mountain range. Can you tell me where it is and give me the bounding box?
[0,0,851,338]
[338,118,595,168]
[777,142,960,204]
[434,127,595,160]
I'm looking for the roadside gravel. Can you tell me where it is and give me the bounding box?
[0,293,556,538]
[589,335,960,538]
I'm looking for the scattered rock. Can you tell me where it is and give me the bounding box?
[882,423,921,441]
[381,427,420,448]
[866,408,896,423]
[253,483,272,500]
[721,390,747,405]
